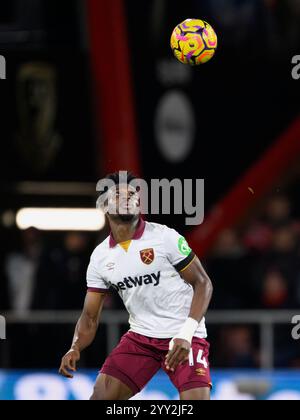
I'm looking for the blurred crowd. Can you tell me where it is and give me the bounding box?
[207,194,300,311]
[206,193,300,368]
[2,229,93,313]
[3,193,299,312]
[1,192,300,368]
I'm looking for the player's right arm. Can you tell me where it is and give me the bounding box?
[59,291,106,378]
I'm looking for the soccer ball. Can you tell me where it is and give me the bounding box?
[170,19,218,65]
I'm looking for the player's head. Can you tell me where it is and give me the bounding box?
[97,171,140,223]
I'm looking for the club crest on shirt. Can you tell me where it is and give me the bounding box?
[140,248,155,265]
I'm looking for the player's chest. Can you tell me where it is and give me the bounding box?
[101,240,165,286]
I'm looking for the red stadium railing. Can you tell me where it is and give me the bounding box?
[187,116,300,257]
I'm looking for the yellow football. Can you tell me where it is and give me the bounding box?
[170,19,218,65]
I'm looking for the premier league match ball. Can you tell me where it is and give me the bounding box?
[170,19,218,66]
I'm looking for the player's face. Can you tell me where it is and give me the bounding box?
[107,184,140,221]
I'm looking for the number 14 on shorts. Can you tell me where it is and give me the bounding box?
[188,349,208,369]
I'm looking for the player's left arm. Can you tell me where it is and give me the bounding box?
[165,256,213,372]
[181,256,213,325]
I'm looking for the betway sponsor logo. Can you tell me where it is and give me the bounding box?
[111,272,161,292]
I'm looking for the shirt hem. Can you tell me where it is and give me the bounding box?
[128,328,207,340]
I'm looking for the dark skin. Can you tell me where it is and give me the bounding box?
[165,256,213,373]
[59,185,213,400]
[59,292,106,379]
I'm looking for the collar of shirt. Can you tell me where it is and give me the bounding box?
[109,218,146,248]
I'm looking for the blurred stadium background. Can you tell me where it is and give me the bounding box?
[1,0,300,400]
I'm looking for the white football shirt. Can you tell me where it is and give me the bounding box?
[87,220,207,339]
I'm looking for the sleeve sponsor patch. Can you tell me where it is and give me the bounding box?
[178,237,192,256]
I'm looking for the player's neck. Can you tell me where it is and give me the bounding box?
[109,218,140,244]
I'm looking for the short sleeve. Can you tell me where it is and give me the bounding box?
[86,258,109,293]
[162,226,196,272]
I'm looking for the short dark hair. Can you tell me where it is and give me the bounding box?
[98,171,137,196]
[105,171,137,185]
